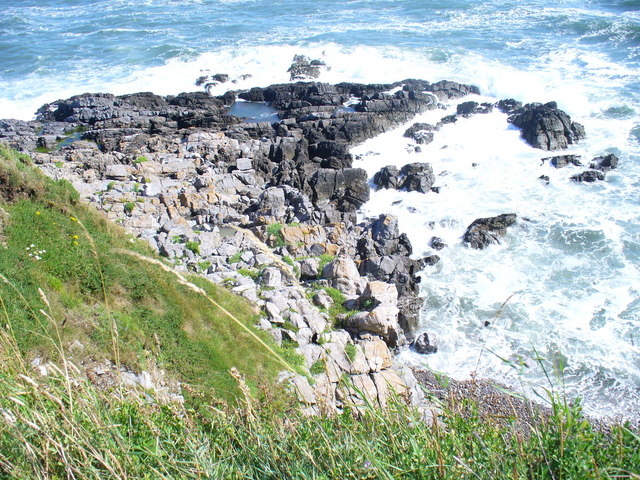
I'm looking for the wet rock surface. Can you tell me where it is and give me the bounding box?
[508,101,585,151]
[463,214,517,249]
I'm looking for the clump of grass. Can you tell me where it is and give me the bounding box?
[266,222,286,248]
[344,343,357,362]
[309,359,326,375]
[185,241,200,255]
[197,260,211,272]
[238,268,260,281]
[228,251,242,263]
[123,202,135,214]
[134,156,149,164]
[317,254,335,277]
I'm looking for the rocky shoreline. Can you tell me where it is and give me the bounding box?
[1,70,610,416]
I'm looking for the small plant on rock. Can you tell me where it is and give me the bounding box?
[185,241,200,255]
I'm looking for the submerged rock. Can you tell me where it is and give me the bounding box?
[571,170,606,183]
[543,154,582,168]
[287,54,329,81]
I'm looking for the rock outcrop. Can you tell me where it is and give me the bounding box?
[508,102,585,150]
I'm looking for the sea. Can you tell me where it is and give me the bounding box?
[1,0,639,421]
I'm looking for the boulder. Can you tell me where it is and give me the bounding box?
[309,168,370,212]
[403,123,436,144]
[399,163,435,193]
[360,281,398,308]
[321,258,363,296]
[429,236,447,250]
[456,101,493,116]
[463,213,517,249]
[590,153,618,171]
[360,338,392,372]
[369,214,412,256]
[373,165,400,190]
[260,267,282,288]
[496,98,523,114]
[345,304,404,347]
[412,332,438,354]
[508,102,585,150]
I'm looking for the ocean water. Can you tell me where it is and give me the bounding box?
[1,0,639,420]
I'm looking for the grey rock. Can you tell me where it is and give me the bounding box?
[413,332,438,354]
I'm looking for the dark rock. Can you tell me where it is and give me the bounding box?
[309,168,370,212]
[373,165,400,190]
[369,214,411,256]
[403,122,436,144]
[456,101,493,116]
[543,154,582,168]
[539,175,550,185]
[437,114,457,127]
[426,80,480,101]
[508,102,585,150]
[287,55,328,81]
[399,163,435,193]
[463,213,517,249]
[309,140,352,167]
[422,255,440,266]
[413,332,438,354]
[359,256,423,296]
[570,170,605,183]
[496,99,523,114]
[429,237,447,250]
[397,296,424,338]
[590,153,618,171]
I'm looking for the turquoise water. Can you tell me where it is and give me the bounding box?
[1,0,640,419]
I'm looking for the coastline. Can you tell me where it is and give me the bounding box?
[0,73,629,422]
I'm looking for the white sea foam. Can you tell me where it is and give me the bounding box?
[350,64,640,419]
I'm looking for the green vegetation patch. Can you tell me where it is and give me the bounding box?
[0,144,288,406]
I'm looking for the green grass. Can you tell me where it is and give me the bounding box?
[184,240,200,255]
[317,254,335,277]
[238,268,260,280]
[228,251,242,263]
[135,155,149,164]
[0,144,289,406]
[266,222,286,247]
[313,285,355,328]
[0,348,637,479]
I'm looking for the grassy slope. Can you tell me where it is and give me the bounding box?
[0,144,638,479]
[0,143,294,405]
